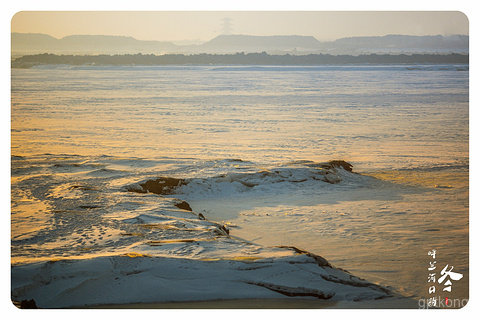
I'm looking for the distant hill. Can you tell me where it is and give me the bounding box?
[199,35,322,53]
[198,34,468,54]
[11,33,177,55]
[325,34,469,54]
[12,33,59,47]
[11,33,469,56]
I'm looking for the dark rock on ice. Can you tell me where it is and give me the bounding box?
[322,160,354,172]
[214,225,230,236]
[19,299,38,309]
[174,200,192,211]
[139,177,187,195]
[71,185,98,191]
[278,246,332,267]
[245,281,335,299]
[79,205,101,209]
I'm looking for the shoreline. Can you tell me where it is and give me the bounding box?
[78,298,338,309]
[77,296,420,309]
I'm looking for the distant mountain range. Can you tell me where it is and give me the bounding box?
[11,32,469,56]
[328,34,468,54]
[11,33,177,55]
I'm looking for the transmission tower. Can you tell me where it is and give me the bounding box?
[221,18,233,35]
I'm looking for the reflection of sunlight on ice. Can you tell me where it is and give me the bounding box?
[11,66,468,171]
[11,191,51,241]
[369,169,468,189]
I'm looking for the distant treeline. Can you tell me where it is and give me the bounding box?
[12,52,469,68]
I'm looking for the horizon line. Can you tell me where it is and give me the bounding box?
[11,32,470,44]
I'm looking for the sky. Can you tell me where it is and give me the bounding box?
[11,11,469,43]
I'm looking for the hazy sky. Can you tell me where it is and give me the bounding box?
[11,11,468,43]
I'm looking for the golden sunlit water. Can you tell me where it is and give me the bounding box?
[11,65,468,307]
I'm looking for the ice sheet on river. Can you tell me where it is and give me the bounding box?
[11,155,394,308]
